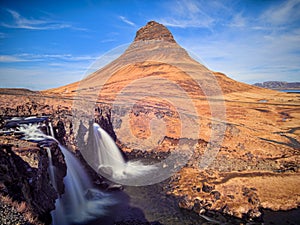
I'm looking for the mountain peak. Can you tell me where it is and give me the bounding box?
[134,21,176,43]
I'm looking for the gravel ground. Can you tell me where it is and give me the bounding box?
[0,201,34,225]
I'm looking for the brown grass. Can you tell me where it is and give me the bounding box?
[15,201,27,213]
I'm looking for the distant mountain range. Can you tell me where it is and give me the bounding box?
[253,81,300,90]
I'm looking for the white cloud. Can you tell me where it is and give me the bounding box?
[223,0,300,31]
[172,0,200,15]
[0,55,30,62]
[1,9,84,30]
[260,0,300,25]
[158,17,213,28]
[100,38,115,43]
[0,53,98,63]
[33,54,97,61]
[168,0,300,83]
[228,13,246,28]
[157,0,214,28]
[0,45,127,90]
[180,24,300,84]
[119,16,136,26]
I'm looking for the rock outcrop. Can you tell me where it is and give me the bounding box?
[95,105,117,141]
[0,140,66,224]
[53,120,66,145]
[134,21,176,43]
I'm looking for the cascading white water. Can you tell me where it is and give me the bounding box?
[93,123,125,174]
[51,144,117,225]
[93,123,157,182]
[46,147,57,191]
[48,122,55,137]
[45,147,65,225]
[16,121,117,225]
[17,124,51,142]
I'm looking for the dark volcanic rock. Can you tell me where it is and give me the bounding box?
[178,195,193,210]
[134,21,176,43]
[54,120,66,145]
[202,183,215,193]
[95,105,117,141]
[211,190,221,200]
[0,143,66,224]
[41,142,67,195]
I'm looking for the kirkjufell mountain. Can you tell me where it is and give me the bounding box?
[0,21,299,224]
[47,21,260,95]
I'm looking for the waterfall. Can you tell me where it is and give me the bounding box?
[45,147,66,225]
[15,119,117,225]
[93,123,157,182]
[50,144,117,225]
[17,123,54,142]
[6,117,157,223]
[48,122,55,137]
[93,123,125,175]
[46,147,57,191]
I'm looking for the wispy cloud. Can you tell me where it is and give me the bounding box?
[0,53,98,63]
[0,55,30,62]
[179,0,300,84]
[157,0,214,28]
[119,16,136,26]
[29,53,97,61]
[100,38,116,43]
[172,0,200,15]
[0,32,7,38]
[158,17,213,28]
[260,0,300,25]
[0,52,125,90]
[1,9,84,30]
[228,13,246,28]
[182,29,300,83]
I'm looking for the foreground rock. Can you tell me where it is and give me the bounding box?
[166,168,299,220]
[0,137,66,224]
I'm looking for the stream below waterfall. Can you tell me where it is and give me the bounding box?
[1,116,299,225]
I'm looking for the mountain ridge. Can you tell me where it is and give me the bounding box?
[254,81,300,90]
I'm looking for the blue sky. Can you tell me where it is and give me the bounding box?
[0,0,299,90]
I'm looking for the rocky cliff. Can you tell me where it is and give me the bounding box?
[0,140,66,224]
[0,89,120,224]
